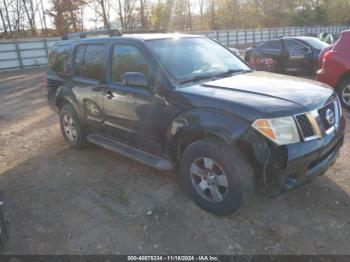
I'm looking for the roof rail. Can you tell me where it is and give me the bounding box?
[62,29,122,40]
[121,29,174,34]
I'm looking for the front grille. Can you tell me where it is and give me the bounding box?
[294,99,339,142]
[296,114,315,138]
[318,102,336,131]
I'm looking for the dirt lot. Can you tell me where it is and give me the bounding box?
[0,69,349,255]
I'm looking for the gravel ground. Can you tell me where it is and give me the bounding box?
[0,69,349,255]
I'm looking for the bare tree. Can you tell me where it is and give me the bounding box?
[3,0,13,35]
[22,0,37,36]
[0,6,8,36]
[39,0,48,34]
[186,0,192,30]
[100,0,110,29]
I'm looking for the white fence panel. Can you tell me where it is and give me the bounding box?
[0,25,349,71]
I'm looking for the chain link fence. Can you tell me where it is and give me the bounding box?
[0,25,349,72]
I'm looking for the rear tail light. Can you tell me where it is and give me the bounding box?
[323,50,337,64]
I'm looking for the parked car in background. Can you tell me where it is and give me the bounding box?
[317,30,350,110]
[245,37,329,75]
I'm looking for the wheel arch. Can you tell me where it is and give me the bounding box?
[165,109,251,164]
[336,71,350,88]
[55,86,83,120]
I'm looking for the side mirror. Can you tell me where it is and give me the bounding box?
[122,72,149,88]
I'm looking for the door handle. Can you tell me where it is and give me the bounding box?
[105,90,114,99]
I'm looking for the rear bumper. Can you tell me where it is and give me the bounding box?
[47,96,59,113]
[316,69,339,88]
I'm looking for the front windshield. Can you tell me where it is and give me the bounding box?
[146,37,250,83]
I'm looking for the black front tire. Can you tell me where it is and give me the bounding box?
[59,104,86,149]
[337,79,350,111]
[179,138,255,216]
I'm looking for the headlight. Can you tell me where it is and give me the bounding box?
[252,116,301,145]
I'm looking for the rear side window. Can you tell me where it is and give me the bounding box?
[262,40,282,50]
[49,45,70,75]
[74,44,105,81]
[111,45,150,84]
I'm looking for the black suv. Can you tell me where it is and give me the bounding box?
[47,30,345,215]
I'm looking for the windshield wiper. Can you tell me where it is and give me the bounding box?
[178,74,216,85]
[178,69,253,85]
[213,69,252,78]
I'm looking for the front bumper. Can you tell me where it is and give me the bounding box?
[253,115,346,195]
[282,131,343,192]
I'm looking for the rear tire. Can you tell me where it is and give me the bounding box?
[59,104,86,148]
[179,138,255,216]
[337,79,350,111]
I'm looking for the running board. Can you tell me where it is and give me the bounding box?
[87,134,173,171]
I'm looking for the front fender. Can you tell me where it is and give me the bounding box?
[165,108,251,160]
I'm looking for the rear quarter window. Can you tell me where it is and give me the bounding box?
[48,45,70,75]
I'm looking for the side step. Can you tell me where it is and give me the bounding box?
[87,134,173,171]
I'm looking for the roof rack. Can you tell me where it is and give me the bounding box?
[62,29,122,40]
[121,29,174,34]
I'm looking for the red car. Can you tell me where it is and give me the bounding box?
[317,30,350,110]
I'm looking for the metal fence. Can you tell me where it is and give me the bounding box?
[192,25,349,47]
[0,25,349,71]
[0,37,60,71]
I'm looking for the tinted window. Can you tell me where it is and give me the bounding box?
[262,40,282,50]
[111,45,150,84]
[285,40,308,52]
[74,45,85,77]
[49,45,70,75]
[74,45,105,81]
[83,45,105,81]
[301,37,329,49]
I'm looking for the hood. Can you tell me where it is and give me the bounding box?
[177,71,336,120]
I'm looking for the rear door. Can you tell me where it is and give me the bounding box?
[68,43,107,130]
[259,40,285,72]
[283,39,311,74]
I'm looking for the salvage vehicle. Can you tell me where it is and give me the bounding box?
[47,30,345,216]
[245,37,329,75]
[317,30,350,110]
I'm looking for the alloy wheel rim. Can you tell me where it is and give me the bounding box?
[190,157,229,203]
[342,85,350,106]
[63,114,77,141]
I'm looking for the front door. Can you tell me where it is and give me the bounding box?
[102,43,172,155]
